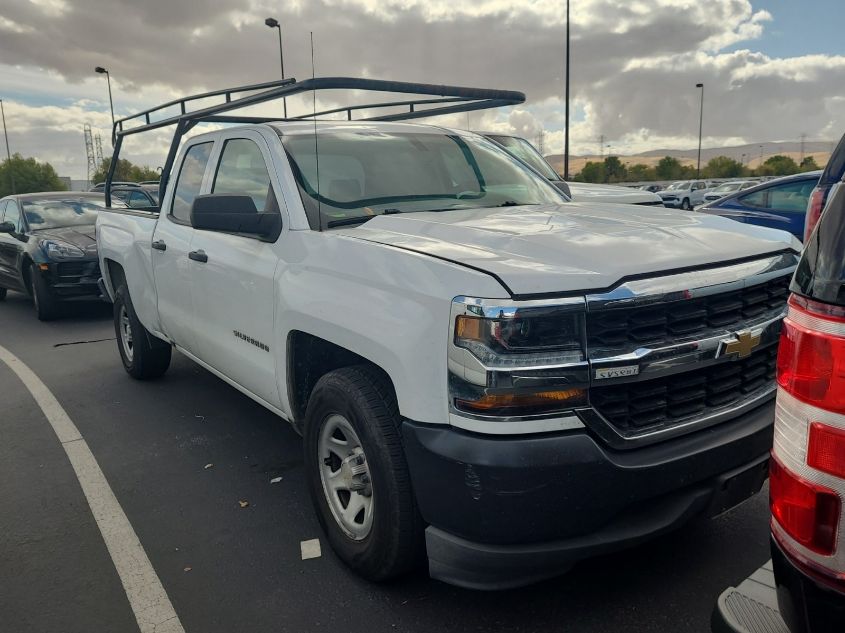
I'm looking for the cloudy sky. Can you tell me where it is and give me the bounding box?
[1,0,844,179]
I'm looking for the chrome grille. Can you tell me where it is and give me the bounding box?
[587,274,790,353]
[591,344,778,433]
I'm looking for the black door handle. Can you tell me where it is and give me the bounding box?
[151,240,167,251]
[188,249,208,263]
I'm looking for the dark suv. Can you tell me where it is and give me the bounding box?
[713,135,845,632]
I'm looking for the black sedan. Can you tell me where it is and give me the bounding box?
[0,192,117,320]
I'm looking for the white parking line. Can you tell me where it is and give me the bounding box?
[0,344,185,633]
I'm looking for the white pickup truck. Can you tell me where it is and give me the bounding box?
[97,79,802,590]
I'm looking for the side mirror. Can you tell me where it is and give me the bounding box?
[0,221,15,234]
[190,194,281,241]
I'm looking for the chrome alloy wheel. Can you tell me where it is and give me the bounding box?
[119,305,134,362]
[317,414,374,540]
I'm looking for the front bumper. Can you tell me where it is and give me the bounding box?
[36,259,102,301]
[661,198,682,207]
[402,400,774,590]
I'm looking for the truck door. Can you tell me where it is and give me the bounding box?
[151,140,213,352]
[188,133,282,408]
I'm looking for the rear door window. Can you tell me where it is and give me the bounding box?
[171,142,213,223]
[767,180,816,213]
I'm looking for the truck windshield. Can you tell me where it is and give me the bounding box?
[22,198,104,230]
[667,182,690,190]
[281,131,566,229]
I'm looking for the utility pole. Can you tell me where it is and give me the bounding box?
[1,99,14,194]
[563,0,570,180]
[759,144,764,167]
[599,134,605,160]
[537,129,545,154]
[695,83,704,178]
[799,133,807,164]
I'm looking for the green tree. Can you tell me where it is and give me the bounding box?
[655,156,684,180]
[626,163,655,181]
[756,155,799,177]
[704,155,745,179]
[91,158,160,185]
[0,153,66,197]
[578,161,605,183]
[603,156,627,183]
[799,156,820,172]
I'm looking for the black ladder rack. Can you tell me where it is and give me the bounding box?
[105,77,526,206]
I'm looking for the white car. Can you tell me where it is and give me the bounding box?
[482,133,663,206]
[97,79,801,590]
[567,181,664,206]
[700,180,758,205]
[657,180,712,209]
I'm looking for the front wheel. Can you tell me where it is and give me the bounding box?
[303,365,424,581]
[113,285,171,380]
[30,263,59,321]
[681,198,692,210]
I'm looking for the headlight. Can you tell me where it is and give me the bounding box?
[41,240,85,259]
[449,297,588,419]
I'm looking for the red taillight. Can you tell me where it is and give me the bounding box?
[777,296,845,415]
[809,422,845,479]
[803,186,825,242]
[770,455,841,555]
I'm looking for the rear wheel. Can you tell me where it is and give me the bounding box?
[303,365,424,581]
[113,285,171,379]
[29,263,59,321]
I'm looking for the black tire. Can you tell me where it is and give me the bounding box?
[30,263,59,321]
[113,285,171,380]
[0,287,6,301]
[681,198,692,210]
[303,365,424,581]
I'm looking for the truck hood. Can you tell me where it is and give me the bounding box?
[567,181,661,205]
[341,203,798,297]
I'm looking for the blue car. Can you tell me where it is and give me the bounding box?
[697,170,822,240]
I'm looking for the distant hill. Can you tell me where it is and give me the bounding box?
[545,140,836,177]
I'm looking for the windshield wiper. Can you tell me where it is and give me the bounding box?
[325,208,404,229]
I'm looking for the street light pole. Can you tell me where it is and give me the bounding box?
[0,99,15,194]
[695,83,704,179]
[265,17,288,118]
[95,66,115,143]
[563,0,570,180]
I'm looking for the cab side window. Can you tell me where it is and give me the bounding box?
[171,142,213,223]
[212,138,278,214]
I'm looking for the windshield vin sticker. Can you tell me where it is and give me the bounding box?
[595,366,639,380]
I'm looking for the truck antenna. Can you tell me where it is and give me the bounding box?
[311,31,322,232]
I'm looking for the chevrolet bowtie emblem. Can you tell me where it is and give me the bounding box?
[717,330,761,359]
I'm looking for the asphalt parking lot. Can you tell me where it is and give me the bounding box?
[0,290,774,633]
